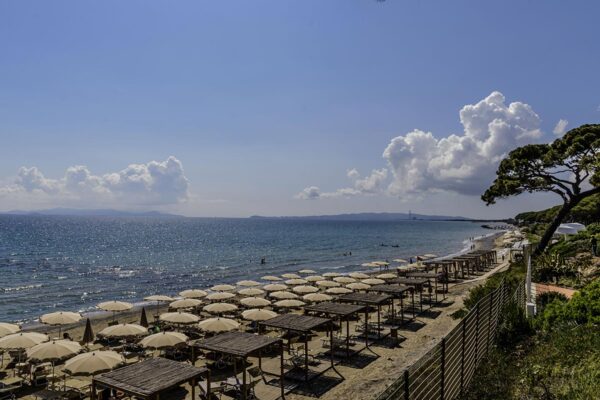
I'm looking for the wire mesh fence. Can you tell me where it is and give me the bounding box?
[376,279,524,400]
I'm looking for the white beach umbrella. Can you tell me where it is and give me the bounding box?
[261,276,282,281]
[211,284,236,292]
[0,332,49,350]
[326,287,352,295]
[377,273,397,280]
[270,291,299,300]
[322,272,341,278]
[97,301,133,312]
[284,278,308,286]
[27,340,81,362]
[236,280,261,287]
[316,280,340,288]
[239,297,271,308]
[140,332,188,350]
[98,324,147,338]
[238,288,265,297]
[305,275,325,282]
[346,282,371,291]
[40,311,82,326]
[169,298,202,309]
[241,309,278,322]
[64,351,124,376]
[333,276,356,284]
[292,285,318,294]
[303,293,332,303]
[281,273,301,279]
[198,317,240,333]
[263,284,288,292]
[362,278,385,285]
[273,300,305,309]
[179,289,208,299]
[159,312,200,325]
[0,323,20,338]
[206,292,236,301]
[203,303,238,314]
[349,272,369,279]
[298,269,316,274]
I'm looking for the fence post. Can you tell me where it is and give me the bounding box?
[488,290,494,354]
[475,304,480,362]
[440,338,446,400]
[460,321,465,394]
[404,369,409,400]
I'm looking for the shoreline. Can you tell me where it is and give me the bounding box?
[20,230,505,337]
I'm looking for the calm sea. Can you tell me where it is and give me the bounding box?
[0,215,492,322]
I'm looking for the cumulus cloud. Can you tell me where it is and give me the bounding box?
[384,91,543,196]
[296,168,388,200]
[553,119,569,136]
[0,156,189,207]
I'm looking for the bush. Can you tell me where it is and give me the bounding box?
[535,291,567,313]
[496,300,534,348]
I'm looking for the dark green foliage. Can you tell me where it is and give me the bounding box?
[535,291,567,313]
[516,194,600,226]
[496,300,534,349]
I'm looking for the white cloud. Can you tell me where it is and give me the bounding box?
[384,91,543,196]
[296,168,388,200]
[553,119,569,136]
[0,156,189,207]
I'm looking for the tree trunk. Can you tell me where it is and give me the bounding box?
[534,200,577,256]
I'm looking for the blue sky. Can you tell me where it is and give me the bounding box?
[0,1,598,218]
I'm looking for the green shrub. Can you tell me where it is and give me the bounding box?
[535,291,567,313]
[536,278,600,329]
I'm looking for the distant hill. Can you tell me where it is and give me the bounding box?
[2,208,182,218]
[249,212,472,221]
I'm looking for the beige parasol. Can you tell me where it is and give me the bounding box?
[198,317,240,333]
[140,332,188,349]
[377,273,397,280]
[333,276,356,284]
[27,340,81,362]
[261,275,282,281]
[326,287,352,295]
[362,278,386,285]
[159,312,199,325]
[239,297,271,308]
[64,351,124,376]
[97,301,133,312]
[281,273,301,279]
[40,311,81,326]
[241,309,277,322]
[305,275,325,282]
[144,295,175,316]
[273,299,305,309]
[303,293,332,303]
[0,322,20,338]
[203,303,238,314]
[349,272,369,279]
[237,288,265,297]
[292,285,318,294]
[206,292,236,302]
[210,284,236,292]
[346,282,371,290]
[179,290,208,299]
[169,298,202,309]
[236,280,261,287]
[263,284,288,292]
[98,324,147,338]
[284,278,308,286]
[0,332,49,350]
[298,269,316,274]
[316,280,340,288]
[322,272,341,278]
[269,291,298,300]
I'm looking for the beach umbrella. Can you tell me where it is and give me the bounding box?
[261,276,282,281]
[0,332,49,350]
[82,318,94,345]
[203,303,238,315]
[40,311,82,333]
[303,293,332,303]
[270,291,298,299]
[159,312,200,325]
[98,323,147,338]
[333,276,356,284]
[239,297,271,308]
[263,284,288,292]
[238,288,265,297]
[284,278,307,285]
[292,285,318,294]
[298,269,316,274]
[139,308,149,328]
[144,295,174,316]
[242,309,278,322]
[211,284,236,292]
[64,350,123,376]
[349,272,369,279]
[322,272,341,278]
[305,275,325,282]
[97,301,133,322]
[179,290,208,299]
[346,283,371,291]
[27,340,81,362]
[316,280,340,288]
[362,278,385,285]
[236,280,261,287]
[198,318,239,333]
[281,273,301,279]
[170,298,202,310]
[206,292,236,302]
[273,300,305,309]
[0,323,20,338]
[326,287,352,295]
[140,332,188,350]
[393,259,408,263]
[377,273,397,280]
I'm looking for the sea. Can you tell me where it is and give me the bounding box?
[0,215,495,323]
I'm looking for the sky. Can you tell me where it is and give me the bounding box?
[0,0,599,218]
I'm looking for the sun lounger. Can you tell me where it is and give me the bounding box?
[0,376,23,399]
